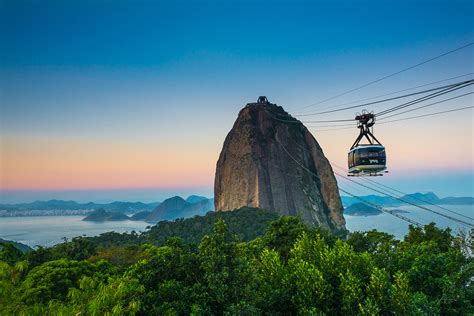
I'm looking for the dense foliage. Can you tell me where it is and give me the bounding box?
[85,207,282,248]
[0,210,472,315]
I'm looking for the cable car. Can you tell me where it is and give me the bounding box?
[348,111,387,176]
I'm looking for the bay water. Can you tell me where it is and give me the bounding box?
[0,204,472,248]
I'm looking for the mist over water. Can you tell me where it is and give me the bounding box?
[0,216,149,247]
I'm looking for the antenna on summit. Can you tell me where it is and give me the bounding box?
[257,96,269,104]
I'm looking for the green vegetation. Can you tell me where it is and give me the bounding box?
[0,208,472,315]
[85,207,281,247]
[0,239,33,254]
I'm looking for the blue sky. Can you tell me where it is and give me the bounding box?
[1,0,473,203]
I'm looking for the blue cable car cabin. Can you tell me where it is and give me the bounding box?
[347,111,387,176]
[348,144,386,175]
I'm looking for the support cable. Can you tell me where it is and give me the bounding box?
[297,80,473,116]
[294,42,474,111]
[377,92,473,121]
[358,176,474,221]
[273,130,424,227]
[332,168,473,228]
[375,80,473,117]
[295,73,474,114]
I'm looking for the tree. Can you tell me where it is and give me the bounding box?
[198,219,253,314]
[0,243,24,265]
[17,259,113,304]
[262,216,307,260]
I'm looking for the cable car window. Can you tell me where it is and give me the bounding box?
[368,151,379,158]
[359,148,368,158]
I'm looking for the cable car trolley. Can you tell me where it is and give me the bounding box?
[348,110,387,176]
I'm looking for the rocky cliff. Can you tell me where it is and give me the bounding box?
[214,97,345,230]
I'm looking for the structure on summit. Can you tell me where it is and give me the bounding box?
[214,97,346,230]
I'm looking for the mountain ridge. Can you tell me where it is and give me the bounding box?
[341,192,474,207]
[146,196,214,223]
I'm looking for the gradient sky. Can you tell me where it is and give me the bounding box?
[1,0,473,203]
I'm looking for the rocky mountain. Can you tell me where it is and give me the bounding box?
[146,196,214,223]
[214,97,345,230]
[83,208,130,222]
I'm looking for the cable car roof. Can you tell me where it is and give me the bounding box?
[348,144,385,153]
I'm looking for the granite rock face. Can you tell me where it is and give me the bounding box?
[214,98,345,230]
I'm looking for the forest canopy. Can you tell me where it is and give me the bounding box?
[0,207,472,315]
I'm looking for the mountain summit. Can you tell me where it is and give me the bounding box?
[214,97,345,230]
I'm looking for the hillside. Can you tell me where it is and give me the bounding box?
[0,238,33,253]
[145,207,280,245]
[146,196,214,223]
[87,207,281,247]
[130,211,151,221]
[83,209,130,222]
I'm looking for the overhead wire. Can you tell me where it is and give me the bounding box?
[270,111,355,124]
[377,92,474,121]
[269,112,465,225]
[330,161,474,222]
[296,80,472,116]
[377,106,473,125]
[306,105,473,131]
[295,72,474,114]
[269,105,474,228]
[272,129,424,227]
[338,187,423,227]
[271,80,473,126]
[294,42,474,111]
[375,80,473,116]
[335,174,473,228]
[267,45,474,228]
[358,176,474,221]
[330,165,473,228]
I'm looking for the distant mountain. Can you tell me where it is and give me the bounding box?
[344,203,382,216]
[185,195,209,203]
[341,195,399,207]
[0,199,160,216]
[146,196,214,223]
[439,197,474,205]
[83,209,130,222]
[341,192,474,207]
[130,211,152,221]
[147,196,188,222]
[400,192,440,204]
[179,198,214,219]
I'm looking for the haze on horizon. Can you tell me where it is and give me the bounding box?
[1,0,473,203]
